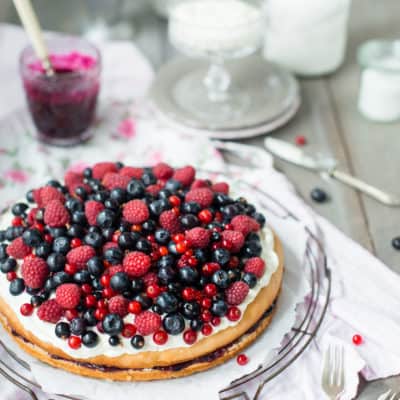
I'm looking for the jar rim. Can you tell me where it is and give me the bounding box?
[357,39,400,73]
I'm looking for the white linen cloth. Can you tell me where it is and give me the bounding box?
[0,24,399,400]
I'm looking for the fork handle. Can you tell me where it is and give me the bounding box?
[330,169,400,207]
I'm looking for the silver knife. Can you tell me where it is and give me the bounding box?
[264,137,400,207]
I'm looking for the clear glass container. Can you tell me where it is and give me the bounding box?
[357,40,400,122]
[168,0,265,124]
[20,37,101,146]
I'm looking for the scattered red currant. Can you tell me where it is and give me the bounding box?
[100,274,111,287]
[68,336,82,350]
[201,324,213,336]
[128,301,142,315]
[20,303,33,316]
[352,334,363,346]
[169,195,181,207]
[198,209,213,224]
[70,238,82,248]
[12,216,23,227]
[153,330,168,345]
[65,263,78,275]
[95,308,107,321]
[204,283,217,297]
[237,354,249,366]
[146,284,161,298]
[227,306,241,322]
[211,317,221,326]
[295,135,307,146]
[85,295,97,308]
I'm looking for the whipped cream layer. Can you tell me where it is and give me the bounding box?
[0,214,279,359]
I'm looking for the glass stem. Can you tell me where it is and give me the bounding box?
[203,58,231,102]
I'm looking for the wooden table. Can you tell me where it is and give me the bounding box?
[1,0,399,398]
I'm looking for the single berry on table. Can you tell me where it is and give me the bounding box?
[295,135,307,146]
[352,334,363,346]
[310,188,328,203]
[237,354,249,366]
[391,236,400,250]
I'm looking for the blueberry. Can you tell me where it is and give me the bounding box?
[182,301,200,320]
[39,291,50,301]
[136,238,152,254]
[96,209,117,228]
[127,180,145,198]
[102,313,123,335]
[1,258,17,273]
[242,241,262,257]
[211,300,228,317]
[310,188,328,203]
[168,241,179,255]
[165,179,181,192]
[242,272,257,288]
[92,278,103,291]
[182,201,201,214]
[102,228,114,241]
[109,335,120,346]
[211,231,221,242]
[104,198,119,211]
[47,253,66,272]
[391,237,400,250]
[179,267,199,284]
[47,179,62,188]
[6,226,24,241]
[141,171,156,186]
[12,202,28,216]
[55,322,70,339]
[193,248,207,264]
[67,224,85,238]
[131,335,145,349]
[82,331,99,347]
[221,204,239,218]
[74,270,91,284]
[26,189,35,203]
[83,167,92,178]
[22,229,42,247]
[152,304,163,314]
[53,236,70,254]
[0,243,8,261]
[70,318,86,335]
[158,255,175,269]
[0,230,5,242]
[180,214,199,229]
[44,277,57,292]
[74,186,87,200]
[212,248,230,266]
[82,309,97,327]
[190,319,204,332]
[48,227,67,239]
[93,190,109,203]
[110,272,130,293]
[110,188,127,204]
[35,242,52,258]
[214,194,231,206]
[117,232,136,250]
[65,198,83,213]
[30,295,43,307]
[9,278,25,295]
[198,275,209,288]
[157,266,176,285]
[163,313,185,335]
[158,189,171,199]
[142,220,156,234]
[71,211,86,225]
[149,200,167,216]
[131,278,144,294]
[247,232,260,242]
[104,247,123,265]
[88,226,101,235]
[133,294,152,310]
[167,282,182,294]
[156,292,179,313]
[154,229,170,245]
[53,271,71,286]
[227,269,241,283]
[212,270,230,289]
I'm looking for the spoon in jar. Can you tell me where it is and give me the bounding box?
[13,0,55,76]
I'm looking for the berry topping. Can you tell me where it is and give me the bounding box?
[185,227,211,248]
[66,246,96,270]
[37,299,64,323]
[230,215,260,236]
[21,257,49,289]
[123,251,151,278]
[44,200,70,227]
[7,237,31,259]
[221,230,245,253]
[135,311,161,336]
[123,199,150,224]
[85,200,105,226]
[185,188,214,208]
[172,166,195,187]
[159,210,181,234]
[225,281,249,305]
[55,283,82,309]
[244,257,265,278]
[108,295,129,317]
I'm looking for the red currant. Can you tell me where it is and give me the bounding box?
[122,323,137,338]
[100,274,111,287]
[169,195,181,207]
[211,317,221,326]
[176,241,187,253]
[33,222,45,232]
[68,336,82,350]
[65,263,78,275]
[112,231,121,243]
[188,256,198,267]
[103,287,115,298]
[222,239,233,250]
[128,301,142,315]
[182,287,196,301]
[65,309,79,321]
[44,234,53,243]
[352,334,363,346]
[153,330,168,345]
[227,306,241,322]
[146,284,161,298]
[70,238,82,248]
[183,329,197,345]
[229,256,239,268]
[97,299,107,309]
[295,135,307,146]
[95,308,107,321]
[131,224,142,232]
[201,297,212,309]
[81,284,92,294]
[198,209,213,224]
[159,246,168,256]
[201,324,213,336]
[201,310,212,323]
[224,223,233,230]
[85,295,97,308]
[6,271,17,281]
[12,216,23,227]
[204,283,217,297]
[20,303,33,316]
[237,354,249,366]
[202,262,220,276]
[173,233,185,243]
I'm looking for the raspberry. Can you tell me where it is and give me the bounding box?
[35,186,65,207]
[211,182,229,194]
[123,200,150,224]
[185,188,214,208]
[66,246,96,270]
[231,215,260,236]
[102,173,131,190]
[159,210,181,234]
[55,283,82,309]
[7,237,31,259]
[185,227,211,248]
[123,251,151,277]
[191,179,210,189]
[146,184,162,196]
[153,162,174,180]
[108,295,129,317]
[135,311,161,336]
[37,299,64,323]
[85,200,105,226]
[21,257,49,289]
[172,166,195,187]
[119,166,144,179]
[64,171,83,188]
[92,162,117,180]
[108,264,123,276]
[143,272,158,287]
[221,230,245,253]
[244,257,265,278]
[44,200,70,227]
[225,281,249,305]
[27,207,39,225]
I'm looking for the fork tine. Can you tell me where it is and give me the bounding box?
[322,344,331,385]
[339,346,345,388]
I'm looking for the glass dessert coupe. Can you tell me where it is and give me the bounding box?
[168,0,265,125]
[20,37,101,147]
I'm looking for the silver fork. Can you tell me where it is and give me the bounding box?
[321,344,345,399]
[379,389,400,400]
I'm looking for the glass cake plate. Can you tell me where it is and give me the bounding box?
[0,168,331,400]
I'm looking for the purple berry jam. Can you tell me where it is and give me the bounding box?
[20,40,101,146]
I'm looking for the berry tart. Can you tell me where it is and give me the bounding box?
[0,162,283,381]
